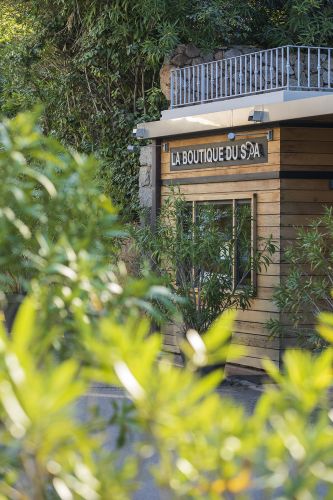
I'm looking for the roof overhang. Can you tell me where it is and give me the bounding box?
[137,93,333,139]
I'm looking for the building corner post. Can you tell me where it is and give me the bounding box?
[151,139,161,230]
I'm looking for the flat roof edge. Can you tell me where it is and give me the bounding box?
[137,93,333,139]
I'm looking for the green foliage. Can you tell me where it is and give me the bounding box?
[0,1,40,116]
[0,110,333,498]
[253,347,333,498]
[261,0,333,46]
[0,296,138,499]
[0,108,120,292]
[0,0,35,44]
[2,290,333,498]
[2,1,333,218]
[268,207,333,349]
[0,111,176,355]
[135,193,275,335]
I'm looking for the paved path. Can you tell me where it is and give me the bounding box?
[78,380,262,500]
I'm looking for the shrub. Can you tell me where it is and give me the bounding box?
[0,111,175,355]
[1,292,333,498]
[0,111,333,499]
[268,207,333,349]
[0,109,118,291]
[135,193,276,335]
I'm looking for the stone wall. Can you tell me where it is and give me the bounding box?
[143,45,262,209]
[160,44,333,103]
[139,145,153,210]
[160,44,260,101]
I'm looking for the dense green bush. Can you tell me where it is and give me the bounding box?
[1,1,333,218]
[0,111,175,356]
[268,207,333,349]
[0,109,119,292]
[0,110,333,499]
[135,193,275,336]
[1,290,333,498]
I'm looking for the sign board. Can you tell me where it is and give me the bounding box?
[170,138,268,171]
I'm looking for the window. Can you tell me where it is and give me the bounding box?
[181,197,256,290]
[234,200,252,287]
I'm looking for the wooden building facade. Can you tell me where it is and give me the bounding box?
[137,46,333,371]
[157,126,333,369]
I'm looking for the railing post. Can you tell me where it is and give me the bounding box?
[225,59,228,97]
[201,63,206,103]
[270,49,273,89]
[215,61,218,100]
[275,47,278,88]
[317,48,321,88]
[329,49,331,88]
[286,46,290,90]
[297,46,300,87]
[239,55,243,94]
[210,62,213,100]
[170,71,174,109]
[179,69,182,105]
[265,50,268,90]
[250,54,252,92]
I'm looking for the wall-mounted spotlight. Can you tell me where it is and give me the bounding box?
[248,110,264,123]
[127,145,140,153]
[227,132,236,141]
[132,128,146,139]
[127,142,168,154]
[267,130,273,141]
[226,130,273,142]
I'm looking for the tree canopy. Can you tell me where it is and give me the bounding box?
[1,0,333,216]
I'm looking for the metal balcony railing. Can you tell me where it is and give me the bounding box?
[170,45,333,109]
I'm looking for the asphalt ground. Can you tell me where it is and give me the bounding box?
[78,379,262,500]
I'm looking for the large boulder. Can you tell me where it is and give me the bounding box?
[174,44,187,54]
[214,50,226,61]
[160,63,176,101]
[224,48,242,59]
[185,44,200,58]
[170,52,191,66]
[139,145,153,167]
[192,56,204,65]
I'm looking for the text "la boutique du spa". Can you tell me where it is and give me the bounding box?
[171,141,264,167]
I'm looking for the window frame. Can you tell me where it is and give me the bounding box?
[185,194,257,294]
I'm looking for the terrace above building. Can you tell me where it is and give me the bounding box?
[162,46,333,120]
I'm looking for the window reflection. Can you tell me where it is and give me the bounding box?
[179,199,252,288]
